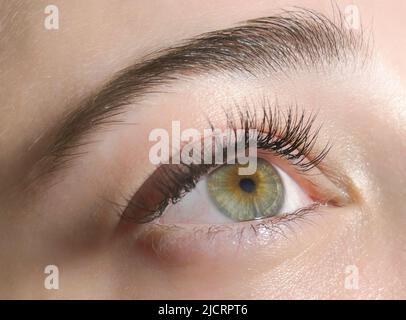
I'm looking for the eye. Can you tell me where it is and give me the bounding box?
[112,106,351,262]
[117,107,345,233]
[160,157,312,224]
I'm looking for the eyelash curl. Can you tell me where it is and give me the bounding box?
[119,103,331,223]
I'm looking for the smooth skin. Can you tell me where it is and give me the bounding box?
[0,0,405,299]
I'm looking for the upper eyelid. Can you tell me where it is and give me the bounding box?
[27,8,368,188]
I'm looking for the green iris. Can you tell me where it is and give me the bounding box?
[207,158,284,221]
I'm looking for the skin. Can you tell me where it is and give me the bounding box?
[0,0,405,299]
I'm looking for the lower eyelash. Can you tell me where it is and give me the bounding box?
[126,203,323,261]
[247,202,321,237]
[195,202,320,238]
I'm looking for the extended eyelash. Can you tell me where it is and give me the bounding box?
[226,101,331,172]
[120,104,330,223]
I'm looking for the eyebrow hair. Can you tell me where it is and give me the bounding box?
[30,8,369,184]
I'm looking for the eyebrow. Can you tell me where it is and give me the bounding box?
[30,8,369,184]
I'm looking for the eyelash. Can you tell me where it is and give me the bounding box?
[119,104,331,223]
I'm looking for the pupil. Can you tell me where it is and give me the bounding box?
[239,178,256,193]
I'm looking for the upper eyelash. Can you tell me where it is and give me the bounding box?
[119,103,331,223]
[223,101,331,172]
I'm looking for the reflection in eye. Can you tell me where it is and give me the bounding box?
[119,106,335,226]
[207,158,284,221]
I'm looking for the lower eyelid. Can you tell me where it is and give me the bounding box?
[121,203,322,266]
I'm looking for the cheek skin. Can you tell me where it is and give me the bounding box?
[116,206,339,269]
[111,206,405,299]
[107,207,352,298]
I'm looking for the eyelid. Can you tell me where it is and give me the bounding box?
[118,104,344,224]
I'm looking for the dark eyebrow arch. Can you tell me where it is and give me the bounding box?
[30,8,369,184]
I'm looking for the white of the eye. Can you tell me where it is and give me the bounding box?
[160,179,232,224]
[273,165,312,214]
[159,164,313,225]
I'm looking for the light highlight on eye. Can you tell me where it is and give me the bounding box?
[207,158,284,221]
